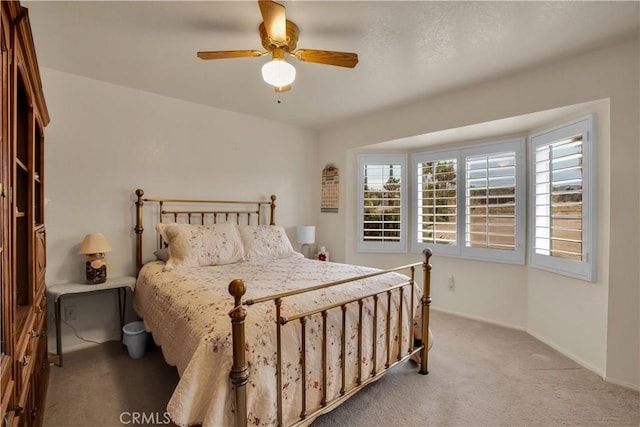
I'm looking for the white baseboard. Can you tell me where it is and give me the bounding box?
[604,375,640,392]
[57,331,121,353]
[431,306,615,383]
[431,306,526,332]
[525,328,605,379]
[62,340,103,353]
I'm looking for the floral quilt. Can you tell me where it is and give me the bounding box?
[134,256,425,426]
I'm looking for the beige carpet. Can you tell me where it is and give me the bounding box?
[44,311,639,427]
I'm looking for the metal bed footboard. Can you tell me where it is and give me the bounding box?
[228,249,432,427]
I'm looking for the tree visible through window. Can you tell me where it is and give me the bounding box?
[358,154,407,252]
[417,159,457,245]
[363,163,402,242]
[413,140,524,263]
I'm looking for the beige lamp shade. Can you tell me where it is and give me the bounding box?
[78,233,112,255]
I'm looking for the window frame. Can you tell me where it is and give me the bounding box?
[412,149,460,256]
[412,138,525,264]
[528,115,596,281]
[357,154,408,253]
[460,139,526,264]
[355,115,597,282]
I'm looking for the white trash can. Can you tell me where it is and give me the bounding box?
[122,321,148,359]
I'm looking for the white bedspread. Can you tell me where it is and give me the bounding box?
[134,256,425,426]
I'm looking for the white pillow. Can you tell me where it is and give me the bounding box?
[156,222,245,270]
[239,225,299,261]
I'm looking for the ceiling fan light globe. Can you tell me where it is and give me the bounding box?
[262,59,296,88]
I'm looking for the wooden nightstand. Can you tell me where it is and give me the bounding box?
[47,276,136,366]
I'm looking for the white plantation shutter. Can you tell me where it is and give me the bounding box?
[529,115,595,281]
[359,116,596,279]
[413,151,458,256]
[461,140,525,263]
[358,154,407,252]
[534,136,583,259]
[412,140,524,263]
[465,151,517,250]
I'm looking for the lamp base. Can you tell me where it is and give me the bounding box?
[85,254,107,284]
[301,243,311,259]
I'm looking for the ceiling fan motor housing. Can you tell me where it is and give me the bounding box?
[259,20,299,52]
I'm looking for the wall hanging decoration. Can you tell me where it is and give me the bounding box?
[321,165,339,213]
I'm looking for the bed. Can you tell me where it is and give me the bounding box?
[132,189,432,427]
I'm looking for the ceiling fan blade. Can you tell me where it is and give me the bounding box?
[259,0,287,44]
[294,49,359,68]
[197,50,265,60]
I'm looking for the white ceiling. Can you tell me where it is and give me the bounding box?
[23,1,639,131]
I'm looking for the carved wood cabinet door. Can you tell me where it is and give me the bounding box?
[1,2,49,425]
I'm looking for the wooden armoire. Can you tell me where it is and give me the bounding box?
[1,2,50,426]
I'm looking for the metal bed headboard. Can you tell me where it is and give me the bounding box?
[134,188,276,274]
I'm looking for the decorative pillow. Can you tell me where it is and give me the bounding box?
[154,247,169,262]
[156,222,245,270]
[239,225,299,261]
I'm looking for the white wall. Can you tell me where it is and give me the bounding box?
[525,101,610,377]
[316,39,639,389]
[43,68,318,352]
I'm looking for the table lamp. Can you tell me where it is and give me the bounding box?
[296,225,315,258]
[78,233,112,284]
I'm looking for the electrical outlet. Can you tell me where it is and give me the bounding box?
[448,275,455,291]
[64,305,77,321]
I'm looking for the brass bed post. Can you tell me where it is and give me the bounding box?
[409,266,416,355]
[135,189,145,275]
[229,280,250,427]
[275,298,284,426]
[269,195,276,225]
[385,291,392,368]
[299,316,308,420]
[397,286,404,361]
[419,248,432,375]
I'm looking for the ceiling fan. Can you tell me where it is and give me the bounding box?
[197,0,359,92]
